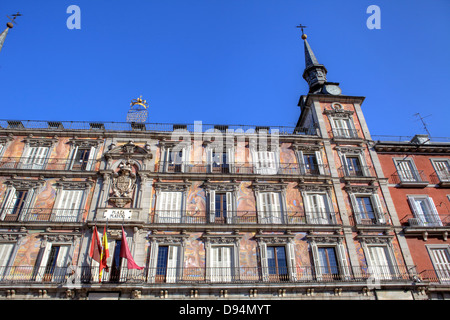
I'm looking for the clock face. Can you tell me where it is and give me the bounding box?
[324,85,342,95]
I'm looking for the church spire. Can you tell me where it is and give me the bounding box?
[0,12,21,55]
[297,25,341,95]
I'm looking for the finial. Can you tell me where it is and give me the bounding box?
[6,12,22,29]
[296,24,307,40]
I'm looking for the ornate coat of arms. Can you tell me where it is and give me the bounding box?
[110,161,136,207]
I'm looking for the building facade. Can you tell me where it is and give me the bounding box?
[0,34,431,300]
[374,135,450,299]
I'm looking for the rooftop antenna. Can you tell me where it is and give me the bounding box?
[6,12,22,27]
[413,113,432,137]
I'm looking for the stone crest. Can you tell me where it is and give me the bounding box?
[109,161,136,208]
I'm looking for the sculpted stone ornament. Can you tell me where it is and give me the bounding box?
[109,161,136,208]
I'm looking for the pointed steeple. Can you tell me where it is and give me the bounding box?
[0,24,12,54]
[301,33,328,93]
[1,13,21,55]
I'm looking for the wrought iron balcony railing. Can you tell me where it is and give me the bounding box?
[149,210,339,225]
[430,170,450,185]
[330,129,361,139]
[353,211,390,226]
[0,157,96,171]
[401,214,450,227]
[157,162,330,176]
[1,208,86,223]
[0,264,415,285]
[391,169,429,186]
[0,119,318,136]
[338,166,374,178]
[419,269,450,284]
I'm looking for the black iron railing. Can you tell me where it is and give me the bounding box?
[0,157,96,171]
[0,119,318,136]
[1,208,86,223]
[149,210,339,225]
[0,265,415,285]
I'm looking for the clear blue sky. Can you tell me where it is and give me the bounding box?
[0,0,449,138]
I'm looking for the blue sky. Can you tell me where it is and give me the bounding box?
[0,0,449,138]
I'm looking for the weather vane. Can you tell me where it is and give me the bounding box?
[126,96,149,123]
[6,12,22,28]
[296,24,308,39]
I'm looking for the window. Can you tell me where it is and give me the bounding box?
[161,145,190,173]
[155,245,179,283]
[395,159,422,182]
[266,246,289,281]
[366,246,396,280]
[215,193,228,223]
[355,196,376,222]
[5,190,28,221]
[258,192,283,224]
[258,240,296,282]
[54,189,84,222]
[317,247,339,278]
[0,243,15,277]
[20,146,50,170]
[207,148,234,174]
[310,239,350,281]
[332,118,356,138]
[432,159,450,182]
[428,247,450,282]
[407,195,442,226]
[39,244,70,282]
[157,191,183,223]
[210,246,233,282]
[303,193,333,225]
[253,151,278,175]
[298,151,325,175]
[70,147,96,171]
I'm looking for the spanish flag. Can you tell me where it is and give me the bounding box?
[99,226,109,281]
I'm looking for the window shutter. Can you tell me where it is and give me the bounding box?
[166,245,179,283]
[147,242,158,283]
[206,147,213,173]
[259,243,268,281]
[371,194,385,224]
[85,146,96,171]
[302,192,312,224]
[20,188,34,219]
[36,242,52,282]
[428,196,443,226]
[286,242,297,281]
[227,147,235,173]
[298,151,306,175]
[258,193,267,224]
[349,194,361,225]
[226,192,233,224]
[407,196,424,225]
[209,190,216,223]
[337,243,350,279]
[315,151,325,175]
[0,243,14,276]
[67,145,78,170]
[271,192,282,224]
[311,244,322,281]
[1,187,17,218]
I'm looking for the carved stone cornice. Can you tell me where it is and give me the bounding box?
[23,136,58,147]
[55,178,94,190]
[335,146,364,154]
[0,230,28,242]
[306,231,343,244]
[290,142,322,152]
[203,180,239,192]
[356,234,393,244]
[201,230,242,245]
[154,180,191,192]
[105,140,153,160]
[251,180,288,192]
[297,182,331,192]
[5,177,45,189]
[254,230,295,244]
[148,231,189,246]
[68,138,103,148]
[343,183,378,194]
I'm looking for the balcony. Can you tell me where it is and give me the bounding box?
[0,157,96,172]
[338,165,375,181]
[330,129,361,140]
[353,211,390,226]
[1,208,86,223]
[149,210,339,226]
[401,214,450,240]
[391,169,429,187]
[0,264,414,285]
[0,119,318,136]
[156,162,330,176]
[419,269,450,284]
[430,170,450,187]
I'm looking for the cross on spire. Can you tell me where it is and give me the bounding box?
[296,24,307,35]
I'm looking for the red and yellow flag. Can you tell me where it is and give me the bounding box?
[99,226,109,281]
